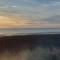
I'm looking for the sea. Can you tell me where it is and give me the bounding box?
[0,28,60,34]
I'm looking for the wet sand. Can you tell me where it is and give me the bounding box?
[0,34,60,60]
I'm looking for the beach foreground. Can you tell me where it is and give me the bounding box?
[0,34,60,60]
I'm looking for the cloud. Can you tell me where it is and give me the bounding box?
[0,5,49,20]
[0,0,59,20]
[0,0,60,28]
[46,15,60,23]
[11,6,17,8]
[0,15,60,28]
[0,16,29,28]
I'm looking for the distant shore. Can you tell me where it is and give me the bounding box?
[0,32,60,36]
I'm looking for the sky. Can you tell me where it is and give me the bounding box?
[0,0,59,28]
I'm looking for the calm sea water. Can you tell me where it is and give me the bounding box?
[0,28,60,34]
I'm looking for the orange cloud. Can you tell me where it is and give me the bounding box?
[0,15,60,28]
[0,15,32,28]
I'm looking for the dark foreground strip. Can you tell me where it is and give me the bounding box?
[0,34,60,60]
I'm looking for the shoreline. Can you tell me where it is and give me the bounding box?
[0,32,60,36]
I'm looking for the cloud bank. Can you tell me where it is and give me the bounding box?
[0,0,60,28]
[0,15,60,28]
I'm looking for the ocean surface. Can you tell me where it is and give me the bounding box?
[0,28,60,34]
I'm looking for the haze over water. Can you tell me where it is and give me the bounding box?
[0,28,60,34]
